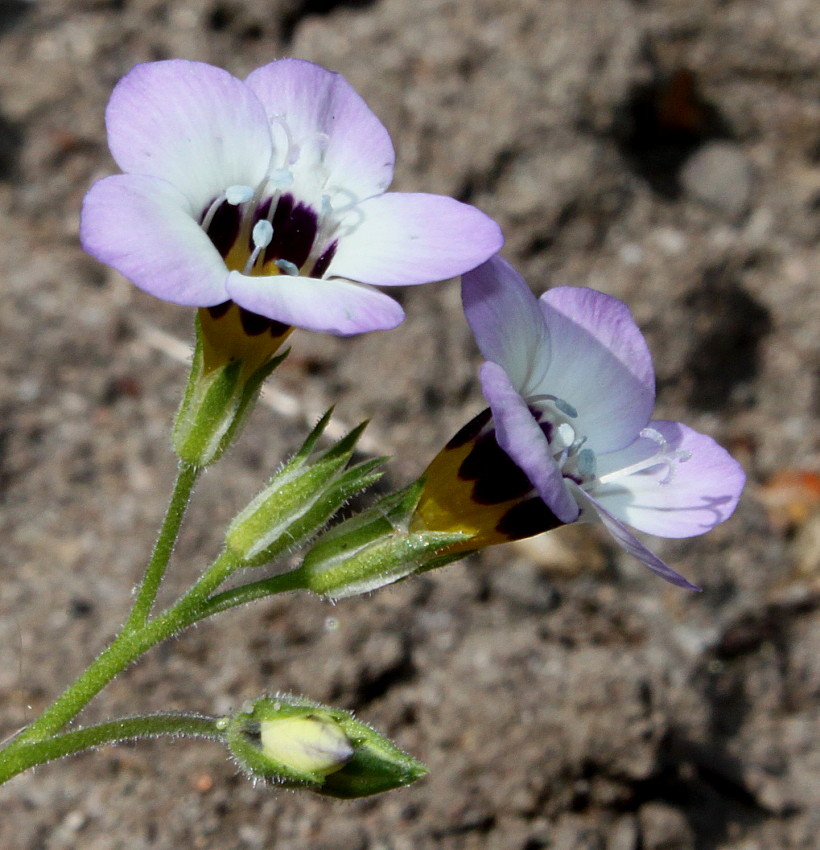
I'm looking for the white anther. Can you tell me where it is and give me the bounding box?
[269,168,294,189]
[252,219,274,249]
[555,423,576,450]
[576,449,597,479]
[275,259,300,276]
[226,184,255,205]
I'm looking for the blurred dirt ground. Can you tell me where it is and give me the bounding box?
[0,1,818,848]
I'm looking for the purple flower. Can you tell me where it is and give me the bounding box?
[414,256,745,590]
[80,59,503,336]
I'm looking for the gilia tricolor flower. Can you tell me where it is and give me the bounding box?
[412,256,745,589]
[80,58,502,341]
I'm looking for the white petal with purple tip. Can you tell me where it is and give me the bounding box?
[593,421,746,538]
[106,60,273,215]
[462,256,552,396]
[327,193,503,287]
[80,174,229,306]
[535,287,656,453]
[225,271,405,336]
[245,59,395,207]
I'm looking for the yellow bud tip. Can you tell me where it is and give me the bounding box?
[260,715,354,777]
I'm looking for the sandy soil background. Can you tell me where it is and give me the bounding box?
[0,1,818,848]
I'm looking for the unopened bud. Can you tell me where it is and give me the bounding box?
[225,695,427,798]
[260,714,353,778]
[225,413,383,566]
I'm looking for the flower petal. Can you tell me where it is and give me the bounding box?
[106,60,272,214]
[462,256,552,397]
[536,287,656,453]
[80,174,229,306]
[479,361,579,523]
[328,193,503,287]
[593,421,745,538]
[569,483,701,590]
[225,271,405,336]
[244,59,395,205]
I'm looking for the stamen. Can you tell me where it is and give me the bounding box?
[252,219,274,249]
[241,220,275,275]
[225,184,255,205]
[200,194,227,233]
[302,194,339,273]
[596,429,692,486]
[555,423,576,449]
[577,449,597,478]
[568,435,587,456]
[275,259,300,277]
[324,186,360,217]
[269,168,294,190]
[270,115,298,168]
[529,394,578,419]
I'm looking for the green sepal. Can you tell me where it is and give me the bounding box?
[303,478,426,564]
[303,528,469,599]
[173,320,289,467]
[288,407,335,467]
[225,422,381,567]
[225,695,427,798]
[301,479,471,599]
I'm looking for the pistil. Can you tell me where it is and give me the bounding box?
[597,428,692,487]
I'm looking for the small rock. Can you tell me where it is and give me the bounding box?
[680,141,754,218]
[607,815,639,850]
[638,803,695,850]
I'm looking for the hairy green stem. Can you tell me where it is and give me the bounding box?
[0,714,224,785]
[192,566,309,623]
[8,551,241,750]
[125,461,201,630]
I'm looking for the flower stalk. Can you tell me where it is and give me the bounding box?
[0,714,226,786]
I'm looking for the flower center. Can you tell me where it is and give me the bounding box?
[198,117,361,281]
[529,395,593,485]
[529,398,692,492]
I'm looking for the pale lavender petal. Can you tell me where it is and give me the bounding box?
[462,256,552,397]
[245,59,394,205]
[80,174,229,306]
[327,193,503,287]
[593,421,745,538]
[106,60,272,214]
[535,287,655,453]
[480,361,579,523]
[569,483,701,590]
[226,271,405,336]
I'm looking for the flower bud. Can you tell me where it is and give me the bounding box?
[225,695,427,798]
[225,412,383,567]
[260,714,353,778]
